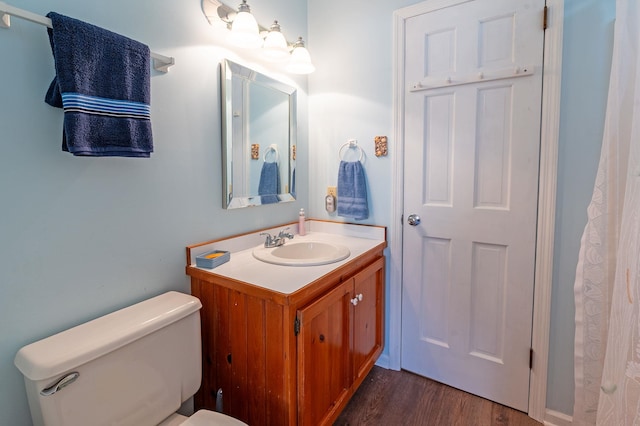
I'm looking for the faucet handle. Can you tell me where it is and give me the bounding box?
[260,232,273,245]
[279,227,294,239]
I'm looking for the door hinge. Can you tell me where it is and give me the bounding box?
[529,348,534,369]
[543,5,548,30]
[294,317,300,336]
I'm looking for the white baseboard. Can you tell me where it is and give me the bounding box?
[544,409,572,426]
[375,354,393,369]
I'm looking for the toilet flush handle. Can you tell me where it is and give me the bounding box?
[40,372,79,396]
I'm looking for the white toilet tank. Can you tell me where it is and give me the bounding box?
[14,291,203,426]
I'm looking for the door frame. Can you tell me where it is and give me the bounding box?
[387,0,564,421]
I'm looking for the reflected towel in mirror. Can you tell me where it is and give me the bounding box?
[259,162,280,204]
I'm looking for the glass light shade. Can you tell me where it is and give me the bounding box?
[262,22,289,62]
[287,38,315,74]
[230,5,261,48]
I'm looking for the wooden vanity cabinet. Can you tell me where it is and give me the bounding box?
[187,246,384,426]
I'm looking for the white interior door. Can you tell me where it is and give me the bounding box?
[400,0,545,412]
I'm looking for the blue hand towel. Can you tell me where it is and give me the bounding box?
[259,161,280,204]
[45,12,153,157]
[337,161,369,220]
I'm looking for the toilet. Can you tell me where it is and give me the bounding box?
[14,291,246,426]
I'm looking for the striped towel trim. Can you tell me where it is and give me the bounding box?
[61,93,151,120]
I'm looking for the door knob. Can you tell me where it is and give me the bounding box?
[407,214,421,226]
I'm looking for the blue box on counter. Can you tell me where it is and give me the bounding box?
[195,250,230,269]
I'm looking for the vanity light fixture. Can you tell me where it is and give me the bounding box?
[286,37,315,75]
[202,0,315,74]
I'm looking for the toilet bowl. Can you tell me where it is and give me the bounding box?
[14,291,247,426]
[161,410,245,426]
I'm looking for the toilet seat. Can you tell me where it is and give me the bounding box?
[182,410,248,426]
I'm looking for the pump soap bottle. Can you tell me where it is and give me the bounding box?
[298,208,306,236]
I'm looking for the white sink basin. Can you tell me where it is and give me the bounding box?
[252,241,350,266]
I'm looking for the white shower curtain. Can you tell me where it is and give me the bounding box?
[573,0,640,424]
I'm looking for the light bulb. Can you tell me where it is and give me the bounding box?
[230,1,261,48]
[287,37,315,74]
[262,21,289,62]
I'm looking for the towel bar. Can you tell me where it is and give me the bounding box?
[263,144,279,163]
[0,1,175,73]
[339,139,364,163]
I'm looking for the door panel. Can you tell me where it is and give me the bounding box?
[401,0,544,411]
[352,258,385,383]
[297,280,351,426]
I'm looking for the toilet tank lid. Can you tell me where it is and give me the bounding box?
[14,291,202,381]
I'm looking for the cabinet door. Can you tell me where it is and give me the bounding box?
[297,279,352,426]
[352,257,385,385]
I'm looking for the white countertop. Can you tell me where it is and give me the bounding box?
[188,222,386,295]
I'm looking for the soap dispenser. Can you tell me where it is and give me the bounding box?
[298,208,306,236]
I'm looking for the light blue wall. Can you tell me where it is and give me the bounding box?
[307,0,615,418]
[547,0,615,414]
[0,0,617,423]
[307,0,418,367]
[0,0,307,424]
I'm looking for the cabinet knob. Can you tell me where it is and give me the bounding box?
[351,297,359,306]
[319,334,325,342]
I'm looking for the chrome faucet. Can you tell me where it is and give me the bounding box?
[260,228,294,248]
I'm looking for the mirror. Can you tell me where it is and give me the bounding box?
[221,59,297,209]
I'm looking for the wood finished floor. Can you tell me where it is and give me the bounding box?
[334,367,542,426]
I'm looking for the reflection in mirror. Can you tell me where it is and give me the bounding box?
[221,59,297,209]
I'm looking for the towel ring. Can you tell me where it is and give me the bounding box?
[338,139,364,163]
[263,144,279,163]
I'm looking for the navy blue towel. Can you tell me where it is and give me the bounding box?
[45,12,153,157]
[258,161,280,204]
[337,161,369,220]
